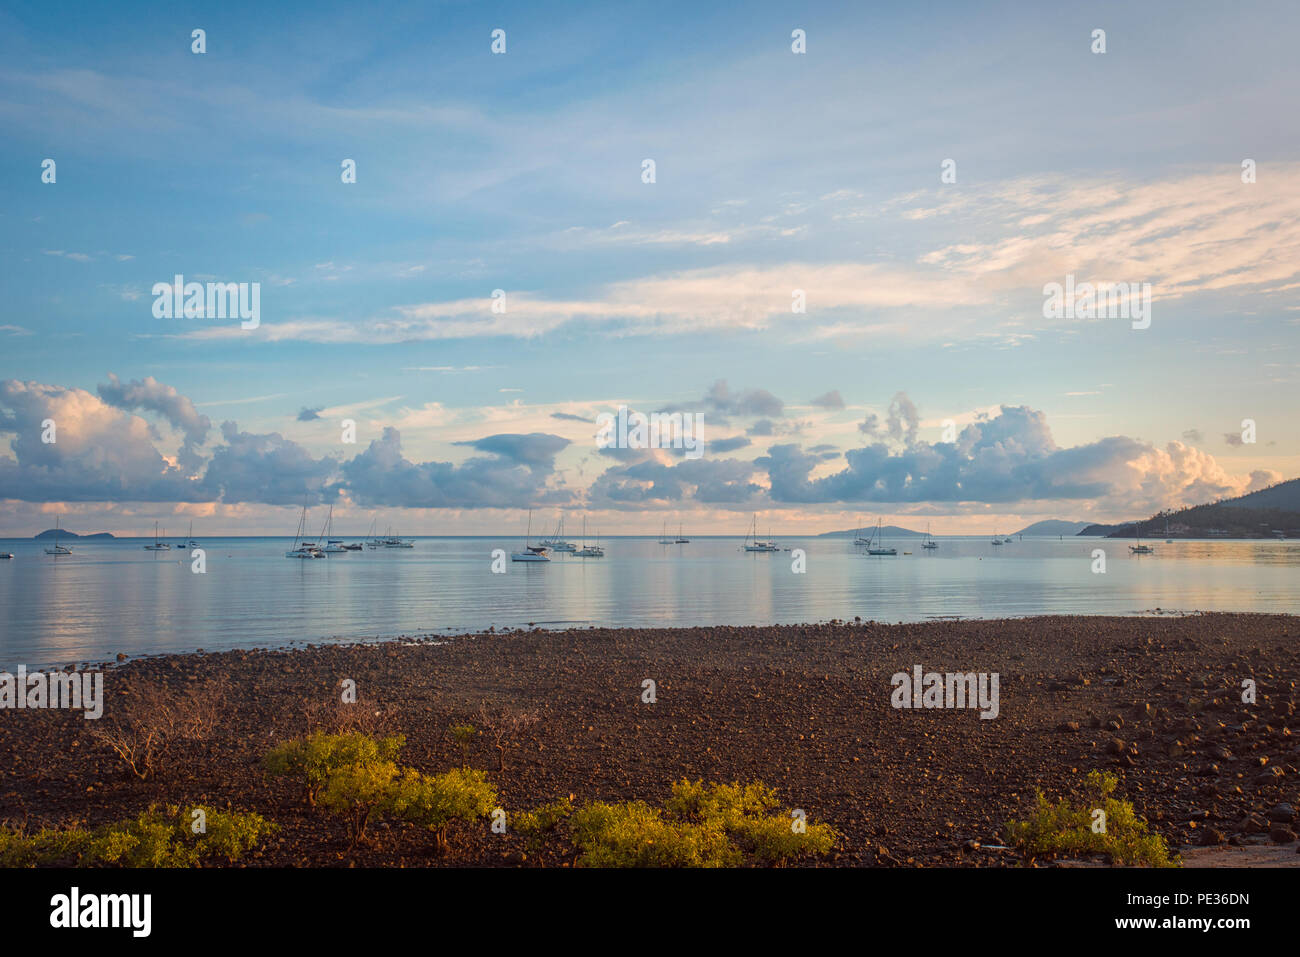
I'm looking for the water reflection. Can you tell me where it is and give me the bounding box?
[0,536,1296,668]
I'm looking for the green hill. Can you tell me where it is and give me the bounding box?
[1081,478,1300,539]
[33,528,116,540]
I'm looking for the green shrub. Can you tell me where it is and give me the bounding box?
[515,797,574,848]
[263,731,405,806]
[1004,770,1180,867]
[384,767,497,851]
[0,826,92,867]
[557,780,835,867]
[0,806,275,868]
[315,752,401,846]
[264,732,496,851]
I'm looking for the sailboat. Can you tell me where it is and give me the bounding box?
[379,524,414,547]
[741,514,779,552]
[575,517,605,558]
[512,509,551,562]
[1164,514,1172,544]
[865,518,896,555]
[657,520,675,545]
[44,517,73,556]
[321,506,347,553]
[540,515,575,551]
[143,521,171,550]
[1130,522,1154,554]
[921,522,939,549]
[853,516,872,548]
[286,505,323,558]
[991,530,1004,546]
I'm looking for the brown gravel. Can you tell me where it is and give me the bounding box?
[1,613,1296,867]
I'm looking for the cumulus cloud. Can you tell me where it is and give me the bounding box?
[200,421,338,505]
[856,392,920,445]
[660,380,784,426]
[762,403,1274,511]
[588,457,760,506]
[709,435,752,453]
[810,390,845,409]
[0,379,202,501]
[453,432,570,469]
[343,427,571,508]
[96,374,211,471]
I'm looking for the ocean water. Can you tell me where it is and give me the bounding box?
[0,535,1297,668]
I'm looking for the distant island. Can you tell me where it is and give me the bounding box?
[1081,477,1300,539]
[1010,520,1097,537]
[33,529,116,540]
[818,524,923,538]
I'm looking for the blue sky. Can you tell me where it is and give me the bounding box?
[1,0,1298,535]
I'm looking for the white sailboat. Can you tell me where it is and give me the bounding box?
[657,520,675,545]
[991,530,1004,546]
[44,517,72,556]
[286,505,323,558]
[865,518,896,555]
[378,524,414,547]
[321,506,347,553]
[1130,521,1154,554]
[741,514,779,552]
[575,517,605,558]
[540,515,576,552]
[143,521,171,550]
[922,522,939,549]
[177,521,198,549]
[512,509,550,562]
[853,515,872,548]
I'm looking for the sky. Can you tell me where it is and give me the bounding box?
[1,0,1298,536]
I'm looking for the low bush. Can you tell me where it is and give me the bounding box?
[263,731,405,806]
[0,806,275,868]
[537,780,835,867]
[384,767,498,851]
[1004,770,1180,867]
[264,732,495,851]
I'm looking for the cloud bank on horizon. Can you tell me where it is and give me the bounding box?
[0,375,1279,532]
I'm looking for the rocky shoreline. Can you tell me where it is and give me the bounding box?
[1,613,1297,866]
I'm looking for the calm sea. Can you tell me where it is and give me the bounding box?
[0,535,1297,668]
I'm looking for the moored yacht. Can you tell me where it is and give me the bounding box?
[741,514,780,552]
[286,505,323,558]
[575,518,605,557]
[320,507,347,553]
[44,517,72,556]
[144,521,171,550]
[865,518,896,556]
[540,515,575,551]
[1130,522,1154,554]
[512,509,551,562]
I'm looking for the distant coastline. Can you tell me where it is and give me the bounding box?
[32,529,116,540]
